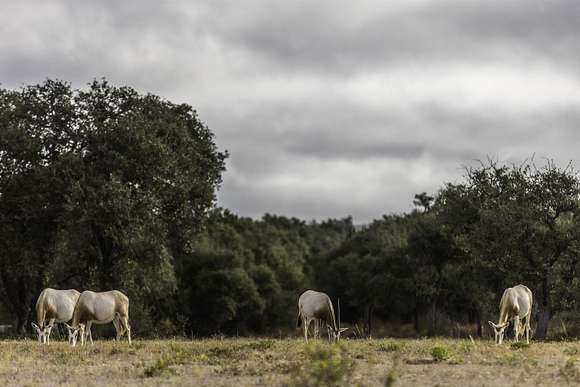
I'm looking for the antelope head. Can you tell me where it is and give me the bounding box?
[488,321,508,344]
[31,322,52,344]
[65,323,85,346]
[330,298,348,343]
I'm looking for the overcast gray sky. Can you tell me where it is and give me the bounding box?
[2,0,580,223]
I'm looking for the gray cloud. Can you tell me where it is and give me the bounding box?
[2,1,580,222]
[211,1,580,75]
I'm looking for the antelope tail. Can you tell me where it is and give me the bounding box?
[296,310,302,328]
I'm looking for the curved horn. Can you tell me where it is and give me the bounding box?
[338,297,341,330]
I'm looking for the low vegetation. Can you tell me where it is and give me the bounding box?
[431,345,450,362]
[510,341,530,350]
[289,343,355,387]
[0,338,577,386]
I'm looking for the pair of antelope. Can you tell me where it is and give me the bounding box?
[31,288,131,346]
[299,285,533,345]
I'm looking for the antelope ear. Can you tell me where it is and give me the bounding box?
[64,323,73,331]
[31,322,39,330]
[339,328,348,333]
[488,321,496,328]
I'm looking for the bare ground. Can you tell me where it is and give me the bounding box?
[1,338,579,386]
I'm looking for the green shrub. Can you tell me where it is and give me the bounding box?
[431,346,450,362]
[289,344,355,387]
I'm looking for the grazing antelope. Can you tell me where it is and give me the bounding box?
[488,284,533,345]
[31,288,80,344]
[65,290,131,346]
[296,290,347,343]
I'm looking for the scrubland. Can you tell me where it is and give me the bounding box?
[0,337,579,386]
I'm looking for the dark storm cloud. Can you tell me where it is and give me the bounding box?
[215,1,580,74]
[2,1,580,222]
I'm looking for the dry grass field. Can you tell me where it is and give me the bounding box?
[1,337,580,386]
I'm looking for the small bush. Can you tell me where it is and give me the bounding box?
[289,344,355,387]
[510,342,530,350]
[431,346,450,362]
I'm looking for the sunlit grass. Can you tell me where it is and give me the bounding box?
[0,338,575,385]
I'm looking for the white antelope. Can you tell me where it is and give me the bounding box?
[65,290,131,346]
[488,284,533,345]
[297,290,347,343]
[31,288,80,344]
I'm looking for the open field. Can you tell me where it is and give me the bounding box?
[1,337,580,386]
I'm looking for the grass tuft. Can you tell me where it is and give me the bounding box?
[289,343,355,387]
[143,356,175,378]
[510,341,530,350]
[384,352,401,387]
[247,339,276,351]
[560,357,580,382]
[431,346,450,362]
[378,342,401,353]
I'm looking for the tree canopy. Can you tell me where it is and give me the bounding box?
[2,80,580,340]
[0,79,226,332]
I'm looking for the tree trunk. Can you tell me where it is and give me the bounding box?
[475,309,483,338]
[365,304,374,338]
[536,308,550,339]
[430,302,437,335]
[16,305,34,334]
[0,267,33,334]
[16,315,27,334]
[535,275,551,339]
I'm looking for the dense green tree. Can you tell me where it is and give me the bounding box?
[317,215,417,337]
[0,79,226,332]
[176,209,351,335]
[435,160,580,338]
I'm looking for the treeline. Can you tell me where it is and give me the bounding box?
[194,157,580,340]
[2,80,580,339]
[176,210,353,335]
[168,159,580,340]
[319,160,580,340]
